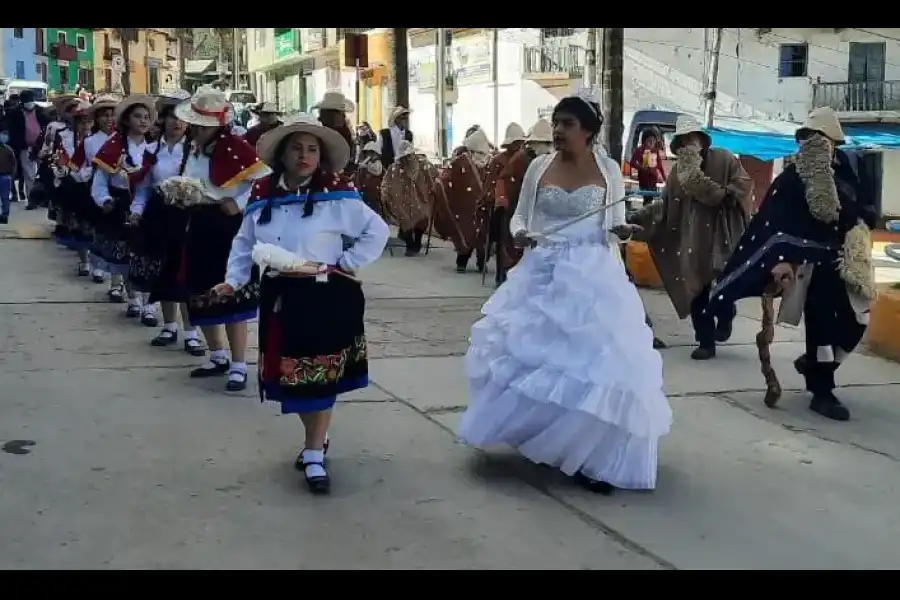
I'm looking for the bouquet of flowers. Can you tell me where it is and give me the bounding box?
[158,176,210,208]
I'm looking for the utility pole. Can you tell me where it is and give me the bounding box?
[601,28,625,164]
[232,28,241,88]
[435,28,447,157]
[585,28,597,88]
[177,29,187,90]
[492,28,499,149]
[703,27,723,127]
[392,28,409,109]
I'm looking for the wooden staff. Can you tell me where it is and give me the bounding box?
[758,280,783,408]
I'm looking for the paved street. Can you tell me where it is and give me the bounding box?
[2,203,900,570]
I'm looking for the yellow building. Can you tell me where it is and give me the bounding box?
[92,28,177,95]
[355,30,391,131]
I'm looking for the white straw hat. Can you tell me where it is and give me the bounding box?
[115,94,158,127]
[312,90,355,113]
[390,105,411,123]
[90,93,119,115]
[174,86,235,127]
[796,106,845,144]
[501,122,526,147]
[255,112,352,171]
[463,128,492,155]
[253,101,282,115]
[395,140,417,160]
[156,89,191,112]
[670,115,711,152]
[526,118,553,143]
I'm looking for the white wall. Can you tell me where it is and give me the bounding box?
[881,150,900,216]
[625,28,900,121]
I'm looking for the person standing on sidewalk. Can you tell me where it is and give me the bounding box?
[166,87,271,392]
[629,116,752,360]
[313,91,357,175]
[705,108,876,422]
[243,102,282,148]
[0,129,16,224]
[213,114,389,494]
[4,90,49,209]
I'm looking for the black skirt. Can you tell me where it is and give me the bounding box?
[91,187,133,272]
[58,177,97,249]
[146,194,192,303]
[258,270,369,414]
[128,189,171,292]
[182,204,260,326]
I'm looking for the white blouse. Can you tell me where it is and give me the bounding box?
[71,130,110,184]
[90,137,150,206]
[130,136,186,215]
[224,178,390,290]
[182,151,255,211]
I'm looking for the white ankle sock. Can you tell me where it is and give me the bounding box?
[302,449,326,478]
[163,322,178,333]
[209,349,228,364]
[184,329,199,340]
[230,361,247,373]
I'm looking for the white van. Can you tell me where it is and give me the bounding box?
[3,79,51,109]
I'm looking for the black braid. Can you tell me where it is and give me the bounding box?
[258,132,333,224]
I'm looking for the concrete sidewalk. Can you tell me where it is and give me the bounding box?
[1,203,899,570]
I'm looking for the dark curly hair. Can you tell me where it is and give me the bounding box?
[552,96,603,146]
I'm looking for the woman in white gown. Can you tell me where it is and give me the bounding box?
[459,92,672,493]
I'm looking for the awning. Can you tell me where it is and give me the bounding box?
[702,122,900,161]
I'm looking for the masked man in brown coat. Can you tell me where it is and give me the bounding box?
[630,116,752,360]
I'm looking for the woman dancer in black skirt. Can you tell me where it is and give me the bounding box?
[51,100,97,275]
[212,114,389,493]
[130,91,203,350]
[91,95,157,315]
[82,94,119,286]
[168,87,270,391]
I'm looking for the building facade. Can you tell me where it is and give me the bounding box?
[44,28,93,92]
[92,28,178,94]
[246,28,369,117]
[1,27,37,80]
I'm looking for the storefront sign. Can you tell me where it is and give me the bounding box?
[274,29,296,60]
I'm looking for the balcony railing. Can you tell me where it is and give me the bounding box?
[50,43,78,62]
[523,44,585,78]
[812,80,900,112]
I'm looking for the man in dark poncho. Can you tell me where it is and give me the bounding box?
[704,107,877,421]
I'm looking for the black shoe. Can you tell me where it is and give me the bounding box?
[456,265,467,273]
[108,286,126,303]
[125,304,141,318]
[225,370,248,392]
[92,273,105,284]
[190,360,230,378]
[809,392,850,421]
[690,345,716,360]
[573,472,616,495]
[714,318,734,343]
[793,355,807,376]
[295,450,331,495]
[25,204,38,211]
[77,263,90,276]
[140,312,158,327]
[0,215,8,225]
[652,337,667,349]
[183,337,207,357]
[151,329,178,347]
[405,249,420,257]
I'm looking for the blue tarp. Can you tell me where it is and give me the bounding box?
[702,122,900,162]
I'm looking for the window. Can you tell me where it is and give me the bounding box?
[542,28,575,39]
[78,68,91,88]
[105,69,112,91]
[59,65,69,88]
[14,28,24,39]
[36,62,48,83]
[149,65,159,95]
[15,61,25,79]
[57,31,67,45]
[76,34,86,51]
[256,28,267,48]
[104,33,110,54]
[148,37,155,51]
[35,29,45,54]
[778,43,808,78]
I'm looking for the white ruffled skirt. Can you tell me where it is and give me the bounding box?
[460,239,672,489]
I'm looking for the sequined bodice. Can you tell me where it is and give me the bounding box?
[531,185,607,240]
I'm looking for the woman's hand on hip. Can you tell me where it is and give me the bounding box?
[209,282,235,298]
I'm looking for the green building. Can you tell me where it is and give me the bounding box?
[45,28,94,93]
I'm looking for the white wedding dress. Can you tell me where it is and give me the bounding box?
[459,178,671,489]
